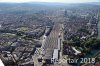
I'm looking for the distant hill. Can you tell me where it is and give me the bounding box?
[0,2,100,14]
[87,2,100,5]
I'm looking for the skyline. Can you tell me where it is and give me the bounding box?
[0,0,99,3]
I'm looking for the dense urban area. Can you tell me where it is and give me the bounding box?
[0,2,100,66]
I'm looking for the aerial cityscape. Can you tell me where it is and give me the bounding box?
[0,0,100,66]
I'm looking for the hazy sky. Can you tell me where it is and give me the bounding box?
[0,0,99,3]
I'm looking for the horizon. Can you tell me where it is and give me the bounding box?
[0,0,99,3]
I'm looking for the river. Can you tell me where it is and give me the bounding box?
[98,20,100,38]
